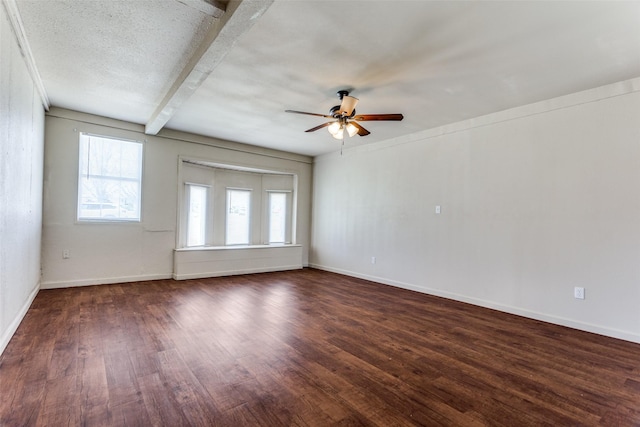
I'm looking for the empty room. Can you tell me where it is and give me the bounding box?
[2,0,640,425]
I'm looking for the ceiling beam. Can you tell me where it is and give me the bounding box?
[175,0,226,18]
[145,0,274,135]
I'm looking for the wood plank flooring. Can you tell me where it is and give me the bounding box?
[1,268,639,426]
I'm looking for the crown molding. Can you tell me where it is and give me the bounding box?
[2,0,50,110]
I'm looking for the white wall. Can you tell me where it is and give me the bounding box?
[311,78,640,343]
[0,5,45,354]
[41,109,312,288]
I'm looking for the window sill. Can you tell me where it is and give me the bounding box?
[76,219,142,225]
[175,244,300,252]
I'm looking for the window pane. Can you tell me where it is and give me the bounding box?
[269,192,286,243]
[226,189,251,245]
[78,134,142,221]
[187,185,207,247]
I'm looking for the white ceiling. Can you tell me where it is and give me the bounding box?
[15,0,640,157]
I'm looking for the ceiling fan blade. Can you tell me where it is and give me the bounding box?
[349,121,370,136]
[339,95,359,116]
[285,110,334,119]
[353,114,404,121]
[304,122,334,133]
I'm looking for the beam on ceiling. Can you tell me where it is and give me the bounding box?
[145,0,274,135]
[176,0,226,18]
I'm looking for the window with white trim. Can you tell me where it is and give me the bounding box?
[268,192,287,244]
[186,184,208,247]
[226,189,251,245]
[77,133,143,222]
[178,161,295,248]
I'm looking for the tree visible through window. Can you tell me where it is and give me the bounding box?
[77,133,143,221]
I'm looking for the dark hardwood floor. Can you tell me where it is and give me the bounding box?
[1,268,639,426]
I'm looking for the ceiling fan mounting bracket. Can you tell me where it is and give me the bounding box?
[336,90,350,100]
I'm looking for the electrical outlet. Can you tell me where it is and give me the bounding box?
[371,256,376,264]
[435,205,441,214]
[574,287,585,300]
[62,249,70,259]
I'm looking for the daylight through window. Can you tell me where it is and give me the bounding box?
[268,192,287,244]
[186,184,208,246]
[179,161,295,248]
[226,189,251,245]
[77,133,143,222]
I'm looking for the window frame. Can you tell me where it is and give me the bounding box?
[176,158,297,249]
[185,183,209,247]
[77,133,144,223]
[225,187,252,246]
[266,190,291,244]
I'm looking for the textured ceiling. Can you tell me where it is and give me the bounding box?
[15,0,640,156]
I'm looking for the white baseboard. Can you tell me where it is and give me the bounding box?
[309,263,640,345]
[40,273,173,289]
[0,283,40,356]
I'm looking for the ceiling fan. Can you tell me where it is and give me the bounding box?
[285,90,404,140]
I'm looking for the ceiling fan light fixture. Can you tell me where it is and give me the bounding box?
[346,122,358,137]
[330,128,344,140]
[327,121,341,136]
[339,95,359,116]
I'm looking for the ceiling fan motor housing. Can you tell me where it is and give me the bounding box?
[330,105,355,118]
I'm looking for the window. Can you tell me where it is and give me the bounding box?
[186,184,208,246]
[77,133,143,221]
[178,161,296,248]
[268,192,287,244]
[226,189,251,245]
